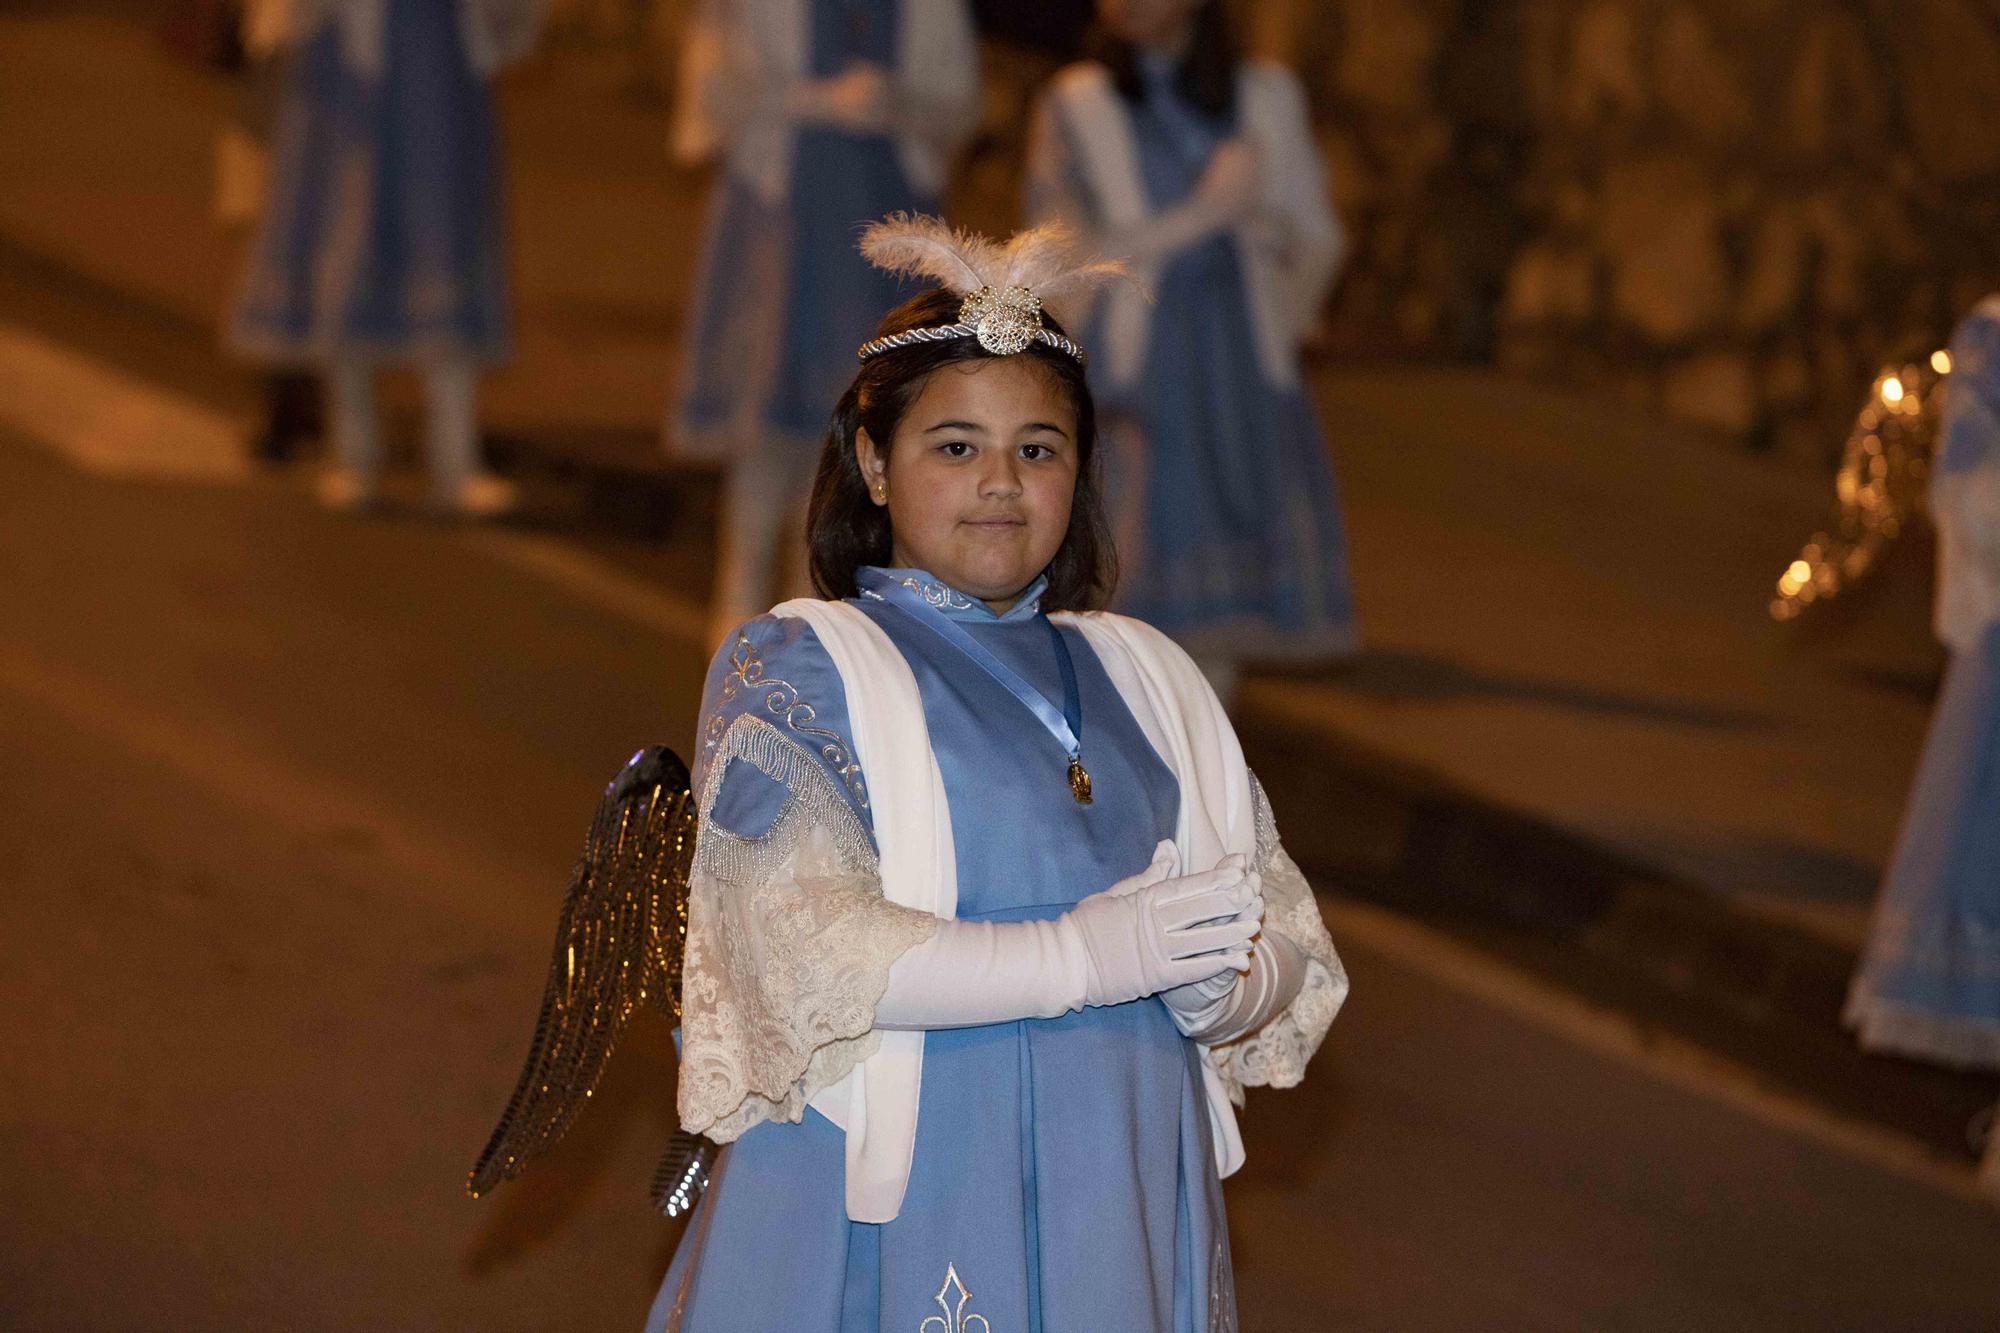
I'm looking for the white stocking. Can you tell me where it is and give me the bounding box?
[711,439,814,643]
[423,355,481,505]
[326,356,382,488]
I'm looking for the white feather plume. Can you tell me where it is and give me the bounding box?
[859,214,998,294]
[996,222,1129,301]
[860,213,1127,302]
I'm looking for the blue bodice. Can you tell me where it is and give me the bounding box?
[670,568,1231,1332]
[697,567,1180,919]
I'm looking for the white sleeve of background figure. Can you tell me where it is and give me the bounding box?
[1024,89,1238,271]
[1024,94,1097,234]
[670,0,760,165]
[460,0,544,75]
[1252,62,1345,345]
[894,0,981,164]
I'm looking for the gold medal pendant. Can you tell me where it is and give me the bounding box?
[1068,757,1094,806]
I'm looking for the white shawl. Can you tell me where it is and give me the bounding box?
[1028,59,1344,394]
[679,600,1346,1222]
[774,597,954,1222]
[671,0,979,207]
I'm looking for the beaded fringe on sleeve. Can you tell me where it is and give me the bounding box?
[1202,775,1350,1104]
[677,715,938,1143]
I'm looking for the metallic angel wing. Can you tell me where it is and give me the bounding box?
[467,746,699,1198]
[1771,350,1952,621]
[648,1128,718,1218]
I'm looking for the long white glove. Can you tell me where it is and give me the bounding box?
[1160,927,1308,1045]
[872,843,1262,1031]
[1073,848,1262,1007]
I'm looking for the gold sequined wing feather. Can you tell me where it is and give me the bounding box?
[1772,352,1950,620]
[467,746,698,1198]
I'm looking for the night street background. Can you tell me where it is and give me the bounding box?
[6,423,2000,1331]
[5,3,2000,1330]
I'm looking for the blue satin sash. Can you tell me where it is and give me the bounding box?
[857,569,1093,803]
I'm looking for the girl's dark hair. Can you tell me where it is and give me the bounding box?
[1089,2,1238,122]
[805,288,1117,612]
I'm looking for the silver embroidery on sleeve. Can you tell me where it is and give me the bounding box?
[704,632,868,808]
[919,1263,991,1333]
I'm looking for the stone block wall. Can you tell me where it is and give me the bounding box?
[1261,0,2000,464]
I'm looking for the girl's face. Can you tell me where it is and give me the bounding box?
[1097,0,1201,47]
[857,357,1080,614]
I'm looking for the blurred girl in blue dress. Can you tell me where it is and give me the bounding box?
[1847,296,2000,1197]
[230,0,540,516]
[669,0,981,644]
[1025,0,1358,699]
[650,217,1347,1330]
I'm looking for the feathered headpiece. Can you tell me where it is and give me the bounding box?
[855,214,1127,364]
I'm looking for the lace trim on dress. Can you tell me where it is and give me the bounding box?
[703,631,869,810]
[1199,774,1349,1105]
[678,715,937,1142]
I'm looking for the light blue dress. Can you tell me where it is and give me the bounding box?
[1062,58,1358,663]
[675,0,933,457]
[1847,310,2000,1070]
[231,0,510,365]
[648,568,1237,1332]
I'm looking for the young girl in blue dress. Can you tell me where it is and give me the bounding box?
[230,0,538,515]
[652,219,1347,1330]
[669,0,980,644]
[1025,0,1358,698]
[1847,296,2000,1196]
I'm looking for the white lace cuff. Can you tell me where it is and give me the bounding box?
[1200,775,1349,1104]
[677,715,938,1141]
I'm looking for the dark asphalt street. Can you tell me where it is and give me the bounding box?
[4,412,1998,1331]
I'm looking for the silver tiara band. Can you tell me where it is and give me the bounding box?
[857,283,1087,365]
[856,323,1086,365]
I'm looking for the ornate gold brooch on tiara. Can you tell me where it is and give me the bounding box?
[960,284,1042,355]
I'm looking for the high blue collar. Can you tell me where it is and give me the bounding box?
[861,567,1049,624]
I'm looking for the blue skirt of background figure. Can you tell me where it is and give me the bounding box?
[231,2,509,366]
[676,134,929,459]
[229,0,521,515]
[671,0,953,642]
[1027,54,1358,696]
[1847,622,2000,1069]
[649,583,1236,1332]
[1846,298,2000,1196]
[1103,232,1359,670]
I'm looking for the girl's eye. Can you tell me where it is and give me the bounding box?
[938,441,973,458]
[1021,443,1054,461]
